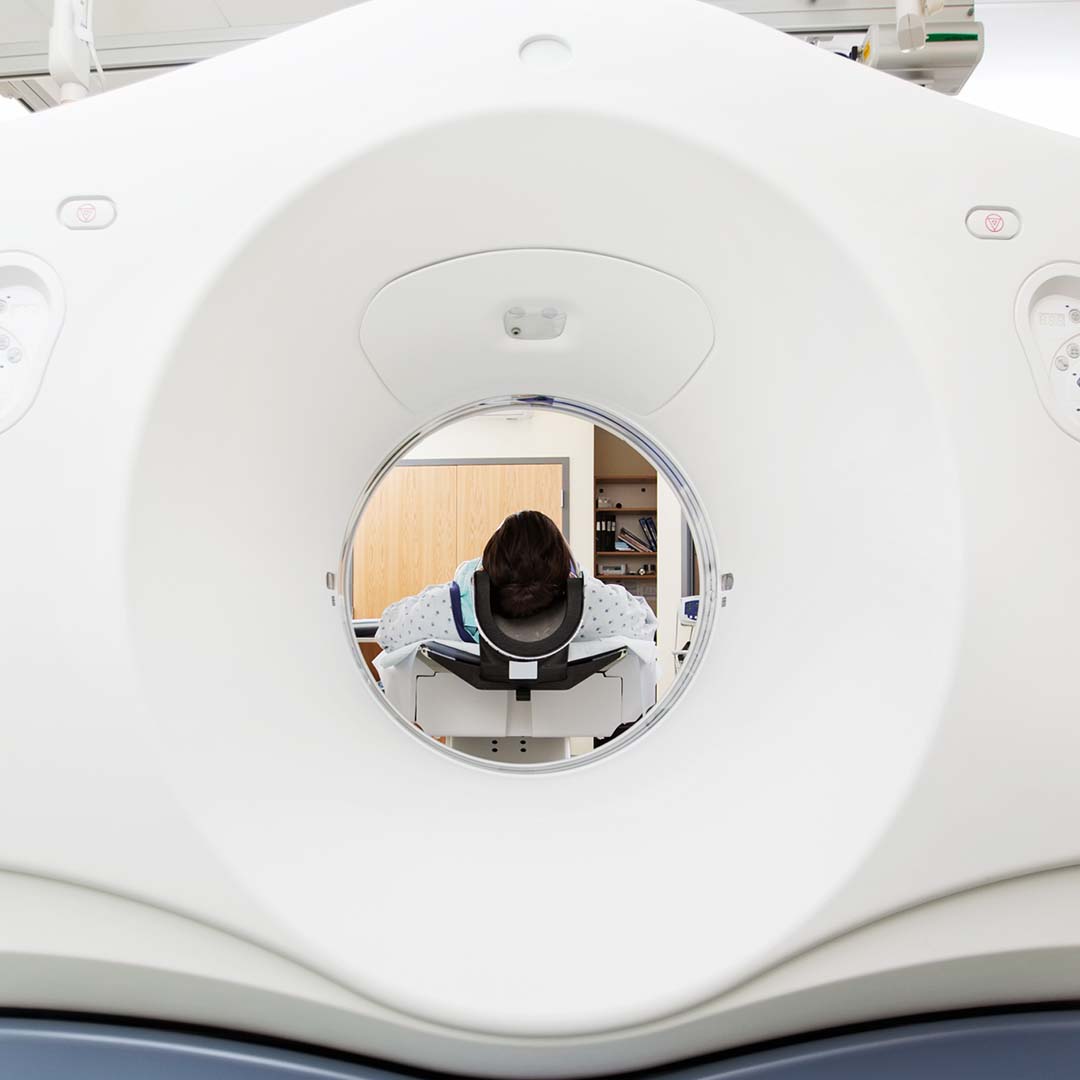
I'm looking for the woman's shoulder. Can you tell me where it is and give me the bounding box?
[579,574,637,614]
[453,556,481,582]
[379,581,455,623]
[582,574,632,597]
[375,581,458,650]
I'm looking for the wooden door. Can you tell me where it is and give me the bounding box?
[353,461,565,623]
[352,465,459,620]
[454,463,565,564]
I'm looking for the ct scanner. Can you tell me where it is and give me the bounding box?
[2,0,1080,1075]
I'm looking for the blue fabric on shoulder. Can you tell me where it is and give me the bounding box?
[448,581,473,642]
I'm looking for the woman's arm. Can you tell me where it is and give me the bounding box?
[577,578,658,642]
[375,583,458,652]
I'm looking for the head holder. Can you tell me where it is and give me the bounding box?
[473,570,584,684]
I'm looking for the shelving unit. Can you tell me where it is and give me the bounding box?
[594,473,658,612]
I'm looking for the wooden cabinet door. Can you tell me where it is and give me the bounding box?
[352,461,565,621]
[352,465,458,619]
[455,463,565,564]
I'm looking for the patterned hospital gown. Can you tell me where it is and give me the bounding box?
[375,575,656,652]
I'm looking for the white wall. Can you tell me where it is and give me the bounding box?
[405,410,595,571]
[655,475,685,696]
[960,1,1080,138]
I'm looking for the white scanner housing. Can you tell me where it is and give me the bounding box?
[1,0,1080,1075]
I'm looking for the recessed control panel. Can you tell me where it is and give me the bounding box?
[0,254,65,435]
[1015,263,1080,442]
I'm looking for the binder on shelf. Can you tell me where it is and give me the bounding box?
[638,516,657,550]
[595,511,617,553]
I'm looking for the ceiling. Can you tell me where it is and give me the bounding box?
[0,0,1062,47]
[2,0,1077,116]
[2,0,361,43]
[0,0,366,109]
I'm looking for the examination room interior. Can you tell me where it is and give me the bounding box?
[350,409,700,759]
[4,0,1080,1075]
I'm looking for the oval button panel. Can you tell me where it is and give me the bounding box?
[58,197,117,231]
[966,206,1020,240]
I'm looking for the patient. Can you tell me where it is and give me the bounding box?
[375,510,656,652]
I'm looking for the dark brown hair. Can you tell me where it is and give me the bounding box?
[482,510,574,618]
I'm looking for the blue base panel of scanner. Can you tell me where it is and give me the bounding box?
[2,1012,1080,1078]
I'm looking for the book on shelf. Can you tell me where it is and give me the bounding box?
[618,527,651,553]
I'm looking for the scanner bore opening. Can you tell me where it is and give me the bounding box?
[340,396,716,771]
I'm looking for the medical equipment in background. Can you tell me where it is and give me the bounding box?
[856,21,982,92]
[2,0,1080,1075]
[674,595,701,672]
[675,574,732,672]
[0,0,982,111]
[376,572,657,762]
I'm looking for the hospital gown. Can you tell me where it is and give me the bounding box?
[375,575,656,652]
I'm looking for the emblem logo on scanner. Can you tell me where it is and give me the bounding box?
[58,197,117,231]
[966,206,1020,239]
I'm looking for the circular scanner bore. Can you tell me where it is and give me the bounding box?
[343,396,717,771]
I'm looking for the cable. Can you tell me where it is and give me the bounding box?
[86,0,106,92]
[73,0,106,93]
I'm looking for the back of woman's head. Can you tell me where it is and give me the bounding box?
[482,510,574,618]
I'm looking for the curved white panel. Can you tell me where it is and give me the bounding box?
[119,146,961,1036]
[360,250,715,415]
